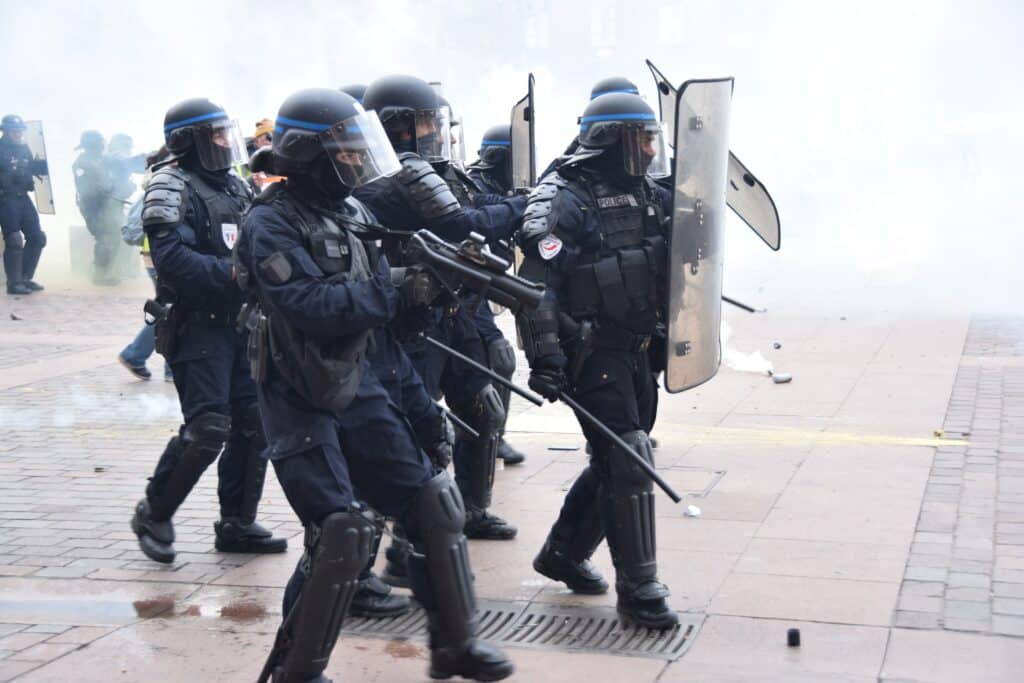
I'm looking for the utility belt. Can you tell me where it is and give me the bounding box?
[591,325,652,353]
[566,236,665,321]
[182,309,236,327]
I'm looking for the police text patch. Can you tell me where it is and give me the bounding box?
[596,194,639,208]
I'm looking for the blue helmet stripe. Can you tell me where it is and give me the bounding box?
[163,110,228,133]
[579,112,656,123]
[275,115,332,132]
[481,139,511,147]
[590,88,639,99]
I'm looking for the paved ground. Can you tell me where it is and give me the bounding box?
[1,282,1022,681]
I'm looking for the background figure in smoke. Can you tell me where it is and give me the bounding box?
[105,133,147,281]
[118,146,173,382]
[0,114,48,295]
[73,130,123,285]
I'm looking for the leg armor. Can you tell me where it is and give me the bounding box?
[404,472,513,681]
[349,509,410,618]
[214,404,287,554]
[488,338,526,466]
[600,430,677,629]
[261,511,374,683]
[238,403,268,525]
[453,384,504,511]
[487,338,515,428]
[147,412,230,521]
[3,231,26,291]
[533,466,608,594]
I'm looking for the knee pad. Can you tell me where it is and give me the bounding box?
[607,430,654,491]
[182,412,231,465]
[409,471,466,538]
[5,231,24,251]
[487,338,516,378]
[29,230,46,248]
[469,384,505,432]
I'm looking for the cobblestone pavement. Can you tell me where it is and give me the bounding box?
[2,290,1023,681]
[895,316,1024,636]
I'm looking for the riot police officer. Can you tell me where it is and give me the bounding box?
[467,124,512,196]
[0,114,48,295]
[464,124,527,465]
[236,87,513,682]
[354,74,525,540]
[130,98,286,565]
[73,130,124,284]
[515,92,679,629]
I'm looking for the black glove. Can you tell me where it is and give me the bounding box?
[529,366,566,402]
[426,412,455,470]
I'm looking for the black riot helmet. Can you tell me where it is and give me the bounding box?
[271,88,399,196]
[362,74,451,162]
[475,124,511,169]
[1,114,26,133]
[163,98,248,172]
[590,76,640,100]
[339,84,368,104]
[577,92,668,178]
[75,130,106,154]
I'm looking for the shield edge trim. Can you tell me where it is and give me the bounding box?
[663,76,734,395]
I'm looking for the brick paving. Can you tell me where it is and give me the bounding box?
[895,315,1024,637]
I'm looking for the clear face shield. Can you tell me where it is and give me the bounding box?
[450,112,466,166]
[622,120,669,178]
[194,119,249,171]
[413,108,451,163]
[320,108,402,188]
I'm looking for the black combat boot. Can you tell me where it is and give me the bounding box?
[496,440,525,466]
[348,572,410,618]
[533,539,608,595]
[214,518,288,554]
[130,499,176,564]
[462,507,517,540]
[616,579,679,630]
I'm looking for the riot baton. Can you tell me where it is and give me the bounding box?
[722,295,757,313]
[440,404,480,439]
[422,335,544,407]
[556,391,683,504]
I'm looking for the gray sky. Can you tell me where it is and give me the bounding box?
[3,0,1020,313]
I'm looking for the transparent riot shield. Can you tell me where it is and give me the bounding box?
[726,153,779,250]
[510,73,536,190]
[23,121,54,214]
[664,78,733,393]
[647,60,779,250]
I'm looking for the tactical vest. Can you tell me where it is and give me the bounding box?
[180,170,250,258]
[562,174,667,332]
[440,164,477,207]
[243,188,375,415]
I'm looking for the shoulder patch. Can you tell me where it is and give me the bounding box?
[538,235,563,260]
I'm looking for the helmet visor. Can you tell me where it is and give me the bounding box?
[413,108,451,163]
[622,120,669,178]
[450,113,466,165]
[320,109,401,188]
[194,119,248,171]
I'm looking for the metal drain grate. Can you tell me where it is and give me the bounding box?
[342,600,702,661]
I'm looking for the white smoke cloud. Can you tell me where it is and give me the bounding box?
[2,0,1020,313]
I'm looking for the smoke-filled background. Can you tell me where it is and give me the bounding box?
[2,0,1020,314]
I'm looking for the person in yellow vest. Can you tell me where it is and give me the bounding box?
[118,147,173,380]
[239,118,284,193]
